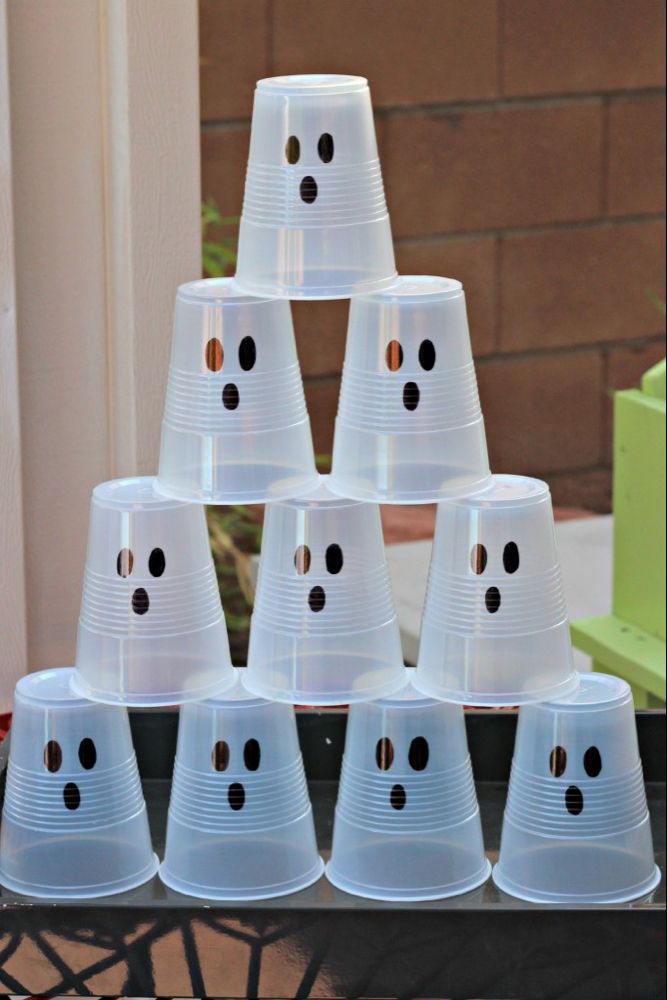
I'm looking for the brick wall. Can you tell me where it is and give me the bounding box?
[199,0,666,511]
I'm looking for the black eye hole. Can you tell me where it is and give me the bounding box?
[503,541,520,574]
[205,337,223,372]
[238,336,257,372]
[117,548,134,578]
[244,738,261,771]
[418,339,436,371]
[148,547,166,577]
[44,740,62,773]
[285,135,300,164]
[376,737,394,771]
[294,544,311,574]
[583,746,602,777]
[212,740,230,772]
[325,543,344,575]
[408,737,429,771]
[318,132,334,163]
[385,340,403,372]
[470,544,487,575]
[550,746,567,777]
[78,738,97,770]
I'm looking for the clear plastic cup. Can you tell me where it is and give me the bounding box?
[244,476,406,705]
[329,276,492,503]
[71,477,235,706]
[235,75,396,300]
[414,475,579,705]
[0,669,158,898]
[493,672,662,904]
[159,670,324,900]
[156,278,319,503]
[326,672,490,900]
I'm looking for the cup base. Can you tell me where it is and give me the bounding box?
[0,852,159,900]
[412,669,580,708]
[328,467,492,505]
[326,854,491,902]
[235,269,399,302]
[69,667,237,708]
[155,467,320,506]
[242,665,407,707]
[492,857,661,905]
[158,856,324,901]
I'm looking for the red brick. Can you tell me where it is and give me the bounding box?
[607,96,666,217]
[200,125,250,221]
[603,338,666,461]
[271,0,497,107]
[381,104,602,237]
[396,236,497,355]
[304,378,340,458]
[476,351,604,473]
[500,221,666,352]
[293,300,350,378]
[199,1,270,121]
[502,0,666,96]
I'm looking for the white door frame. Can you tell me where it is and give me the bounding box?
[0,0,201,706]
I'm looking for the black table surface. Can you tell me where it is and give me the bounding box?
[0,710,664,999]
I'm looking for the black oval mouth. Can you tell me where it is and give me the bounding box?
[403,381,420,411]
[300,176,318,203]
[565,785,584,815]
[228,782,245,811]
[485,586,501,614]
[132,588,150,615]
[222,383,240,410]
[308,585,326,612]
[63,782,81,810]
[390,783,407,810]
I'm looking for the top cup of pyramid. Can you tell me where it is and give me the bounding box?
[235,74,397,300]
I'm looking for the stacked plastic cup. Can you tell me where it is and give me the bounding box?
[235,74,396,300]
[326,672,490,900]
[329,276,492,503]
[414,474,579,706]
[156,278,319,504]
[493,672,661,903]
[244,475,406,705]
[71,476,235,706]
[0,669,158,898]
[159,669,324,900]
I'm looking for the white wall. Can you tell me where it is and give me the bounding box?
[0,0,201,707]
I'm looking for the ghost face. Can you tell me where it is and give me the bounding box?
[548,743,603,815]
[384,337,437,412]
[203,333,257,410]
[210,736,262,811]
[42,735,98,811]
[374,734,430,809]
[284,131,335,204]
[469,539,520,615]
[293,540,344,613]
[116,544,166,617]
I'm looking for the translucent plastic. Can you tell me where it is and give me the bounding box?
[329,277,491,504]
[159,670,324,900]
[414,475,579,705]
[493,672,661,904]
[0,669,157,898]
[235,75,396,299]
[326,672,491,900]
[156,278,319,503]
[72,477,235,706]
[244,476,406,705]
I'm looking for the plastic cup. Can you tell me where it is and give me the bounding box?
[329,276,492,503]
[159,670,324,900]
[414,474,579,706]
[156,278,319,504]
[493,672,661,904]
[0,669,158,898]
[71,477,235,706]
[244,476,406,705]
[235,75,396,300]
[326,672,490,900]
